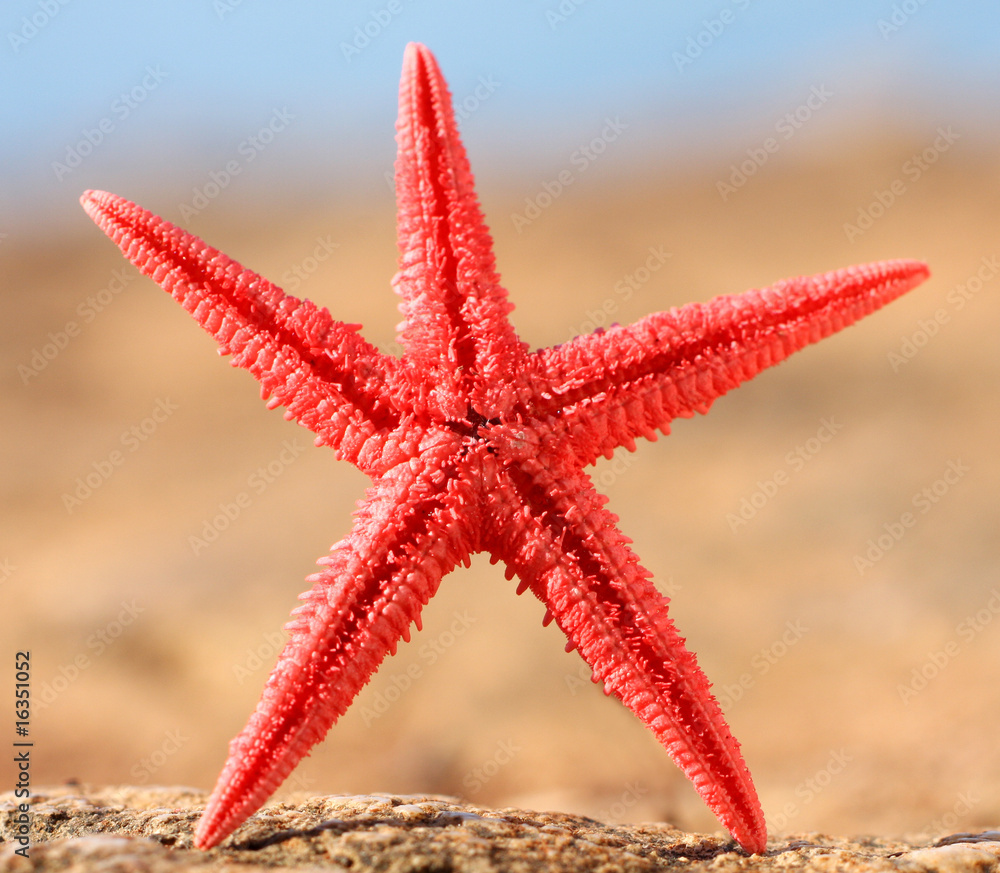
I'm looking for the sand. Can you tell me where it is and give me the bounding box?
[4,786,1000,871]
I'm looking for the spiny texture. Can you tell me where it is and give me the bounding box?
[80,42,929,856]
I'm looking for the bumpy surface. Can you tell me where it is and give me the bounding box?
[4,787,1000,872]
[80,43,929,854]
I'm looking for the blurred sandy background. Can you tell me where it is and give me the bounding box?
[2,3,999,843]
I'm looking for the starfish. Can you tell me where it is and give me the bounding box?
[80,43,928,854]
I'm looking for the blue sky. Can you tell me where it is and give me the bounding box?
[4,2,999,229]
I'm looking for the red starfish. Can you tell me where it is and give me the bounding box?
[80,43,928,854]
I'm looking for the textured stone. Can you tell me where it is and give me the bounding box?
[2,787,1000,872]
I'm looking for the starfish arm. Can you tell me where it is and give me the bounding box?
[486,455,766,854]
[80,190,410,474]
[526,260,929,467]
[392,43,526,419]
[195,436,478,850]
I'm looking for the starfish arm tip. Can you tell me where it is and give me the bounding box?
[79,188,108,218]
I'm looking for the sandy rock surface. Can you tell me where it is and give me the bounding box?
[2,787,999,872]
